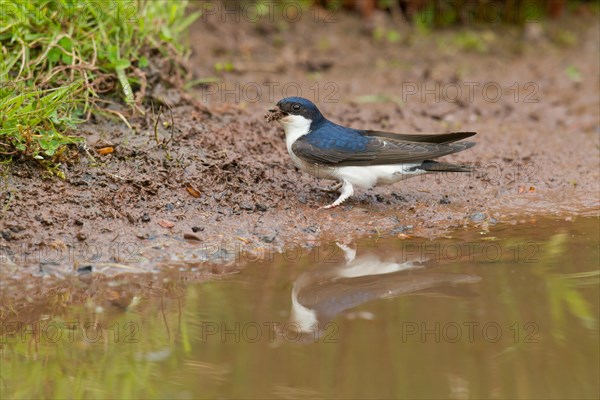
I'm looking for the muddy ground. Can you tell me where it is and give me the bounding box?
[1,9,599,279]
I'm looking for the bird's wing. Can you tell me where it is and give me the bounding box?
[292,132,475,167]
[362,130,476,143]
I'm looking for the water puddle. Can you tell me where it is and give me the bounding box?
[1,217,598,398]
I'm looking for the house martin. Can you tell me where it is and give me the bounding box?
[266,97,476,209]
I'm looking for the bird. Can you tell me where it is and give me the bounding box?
[265,96,477,209]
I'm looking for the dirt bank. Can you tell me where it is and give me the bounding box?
[1,10,598,277]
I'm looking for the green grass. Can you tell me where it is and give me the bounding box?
[0,0,200,169]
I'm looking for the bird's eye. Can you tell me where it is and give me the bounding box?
[292,104,301,111]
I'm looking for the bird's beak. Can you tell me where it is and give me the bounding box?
[265,107,288,123]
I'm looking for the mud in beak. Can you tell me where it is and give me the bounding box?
[265,108,288,123]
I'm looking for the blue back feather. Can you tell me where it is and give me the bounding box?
[305,120,368,152]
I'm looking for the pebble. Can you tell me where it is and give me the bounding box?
[261,230,278,243]
[255,203,268,212]
[184,233,202,241]
[390,225,413,235]
[77,265,93,274]
[470,212,486,222]
[141,213,151,222]
[303,226,318,233]
[391,226,406,234]
[40,217,53,226]
[240,203,254,211]
[191,226,205,232]
[439,195,451,204]
[392,193,407,201]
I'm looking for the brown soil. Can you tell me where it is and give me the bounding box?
[1,10,599,277]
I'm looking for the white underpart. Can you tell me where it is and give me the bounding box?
[289,243,421,332]
[335,243,420,278]
[279,114,427,208]
[290,281,318,333]
[279,114,312,158]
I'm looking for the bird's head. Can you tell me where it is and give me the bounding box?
[265,97,325,129]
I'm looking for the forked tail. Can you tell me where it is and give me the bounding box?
[418,160,474,173]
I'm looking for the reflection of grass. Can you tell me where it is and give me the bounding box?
[1,299,183,398]
[537,232,598,335]
[497,227,598,339]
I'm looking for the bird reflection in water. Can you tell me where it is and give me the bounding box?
[284,243,482,342]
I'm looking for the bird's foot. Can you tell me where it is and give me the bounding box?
[319,181,353,209]
[315,182,343,193]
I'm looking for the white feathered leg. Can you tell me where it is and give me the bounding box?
[321,180,354,209]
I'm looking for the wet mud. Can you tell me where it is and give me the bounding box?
[1,11,599,278]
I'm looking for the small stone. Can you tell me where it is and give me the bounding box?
[303,226,318,234]
[165,203,175,212]
[76,232,87,241]
[392,193,407,201]
[470,212,486,222]
[439,196,451,204]
[240,203,254,211]
[1,230,12,241]
[158,219,175,228]
[74,219,84,226]
[255,203,268,212]
[260,230,278,243]
[183,233,202,241]
[41,217,53,226]
[77,265,93,274]
[391,224,413,234]
[191,226,205,233]
[141,213,151,222]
